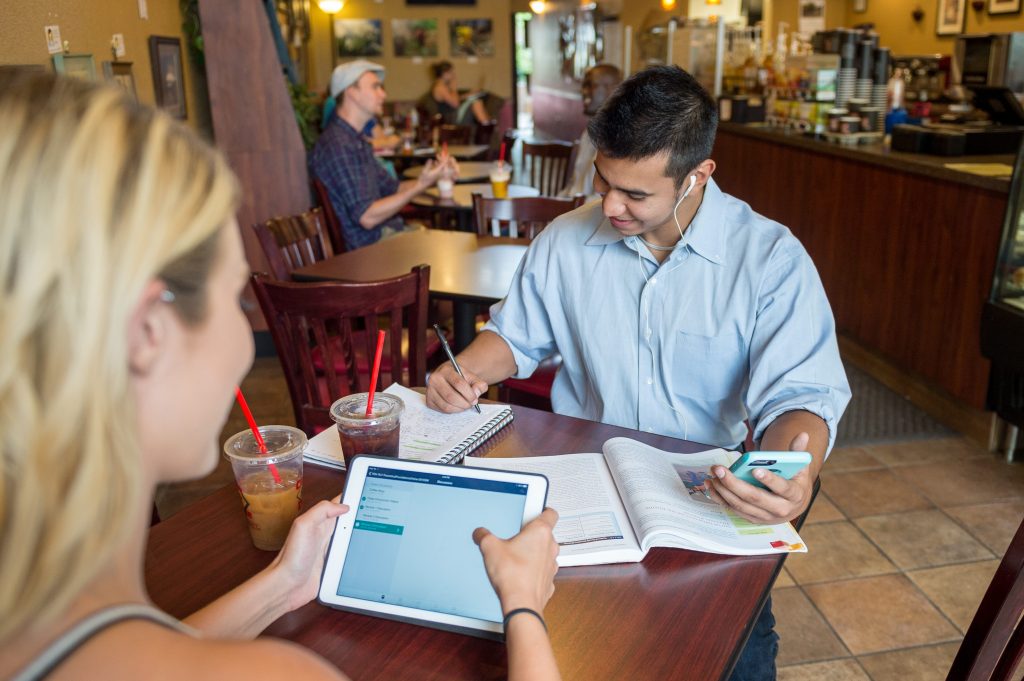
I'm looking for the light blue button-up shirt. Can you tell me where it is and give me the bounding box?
[483,178,851,453]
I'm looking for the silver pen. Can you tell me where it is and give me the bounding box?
[432,324,482,414]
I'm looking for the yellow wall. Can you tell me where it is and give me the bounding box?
[0,0,204,130]
[307,0,513,102]
[842,0,1024,55]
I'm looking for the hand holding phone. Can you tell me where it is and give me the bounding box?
[728,451,812,489]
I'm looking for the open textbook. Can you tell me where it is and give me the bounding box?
[303,384,513,471]
[466,437,806,566]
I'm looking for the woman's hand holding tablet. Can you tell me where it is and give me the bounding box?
[318,455,552,640]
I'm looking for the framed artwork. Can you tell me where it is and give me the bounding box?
[989,0,1021,13]
[102,61,138,101]
[52,53,96,81]
[392,19,439,57]
[852,0,868,12]
[148,36,187,119]
[334,18,383,58]
[936,0,966,35]
[449,19,494,57]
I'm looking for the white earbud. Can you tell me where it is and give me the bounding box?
[672,175,698,239]
[681,174,697,201]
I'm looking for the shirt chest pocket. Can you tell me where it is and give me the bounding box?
[671,330,747,401]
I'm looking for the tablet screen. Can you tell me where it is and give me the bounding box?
[333,464,528,623]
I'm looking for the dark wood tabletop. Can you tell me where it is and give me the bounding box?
[145,405,787,681]
[292,229,529,306]
[411,183,540,210]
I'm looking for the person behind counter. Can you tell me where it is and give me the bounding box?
[0,72,562,681]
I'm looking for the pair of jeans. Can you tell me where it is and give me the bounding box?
[727,596,779,681]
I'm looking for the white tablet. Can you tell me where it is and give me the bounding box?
[318,455,549,640]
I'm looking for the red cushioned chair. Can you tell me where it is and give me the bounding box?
[250,268,429,437]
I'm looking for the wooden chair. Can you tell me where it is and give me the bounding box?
[252,208,334,281]
[438,123,473,145]
[310,178,347,255]
[947,514,1024,680]
[469,193,583,411]
[250,267,430,436]
[472,194,585,239]
[522,140,577,196]
[474,120,496,147]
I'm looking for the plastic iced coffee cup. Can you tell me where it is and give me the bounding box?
[489,162,511,199]
[223,425,306,551]
[330,393,404,469]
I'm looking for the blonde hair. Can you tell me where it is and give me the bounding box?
[0,72,239,639]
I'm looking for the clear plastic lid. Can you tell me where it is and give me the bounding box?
[330,393,404,427]
[223,425,307,465]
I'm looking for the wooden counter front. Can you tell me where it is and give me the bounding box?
[713,124,1009,409]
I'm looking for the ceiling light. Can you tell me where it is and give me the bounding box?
[317,0,344,14]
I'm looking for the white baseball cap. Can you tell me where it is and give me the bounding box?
[329,60,385,98]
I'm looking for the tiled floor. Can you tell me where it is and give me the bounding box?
[156,357,1024,681]
[777,437,1024,681]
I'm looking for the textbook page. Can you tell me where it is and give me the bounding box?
[465,453,644,566]
[602,438,806,555]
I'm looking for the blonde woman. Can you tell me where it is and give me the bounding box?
[0,72,560,681]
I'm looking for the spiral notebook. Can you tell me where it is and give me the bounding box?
[303,383,514,471]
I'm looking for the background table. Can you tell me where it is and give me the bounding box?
[411,184,540,231]
[293,230,529,352]
[403,161,494,183]
[145,406,789,681]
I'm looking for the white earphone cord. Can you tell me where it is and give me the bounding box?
[636,174,696,440]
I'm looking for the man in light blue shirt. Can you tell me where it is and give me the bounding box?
[427,65,850,681]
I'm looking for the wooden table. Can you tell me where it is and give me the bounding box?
[411,183,540,232]
[403,161,494,183]
[378,144,490,161]
[145,406,789,681]
[292,229,529,352]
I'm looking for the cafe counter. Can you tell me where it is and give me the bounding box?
[713,121,1012,414]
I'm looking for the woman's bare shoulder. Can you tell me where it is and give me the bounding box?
[45,624,348,681]
[184,637,348,681]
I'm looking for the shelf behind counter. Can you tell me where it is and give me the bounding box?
[713,121,1012,412]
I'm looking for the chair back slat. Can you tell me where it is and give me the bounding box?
[252,208,333,281]
[472,194,585,240]
[310,178,347,254]
[250,266,430,436]
[522,140,576,196]
[948,514,1024,681]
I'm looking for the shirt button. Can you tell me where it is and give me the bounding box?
[650,277,658,285]
[646,377,654,385]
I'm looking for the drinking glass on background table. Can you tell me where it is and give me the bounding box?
[330,393,404,469]
[489,162,511,199]
[223,425,306,551]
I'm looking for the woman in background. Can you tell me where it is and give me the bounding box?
[420,60,490,126]
[0,72,560,681]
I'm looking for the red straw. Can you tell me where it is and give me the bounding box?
[365,330,387,417]
[499,141,506,163]
[442,140,448,157]
[234,386,282,484]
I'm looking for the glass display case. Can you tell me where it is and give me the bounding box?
[980,139,1024,458]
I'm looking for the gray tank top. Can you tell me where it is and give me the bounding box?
[10,603,195,681]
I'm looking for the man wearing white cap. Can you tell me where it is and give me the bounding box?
[310,60,457,250]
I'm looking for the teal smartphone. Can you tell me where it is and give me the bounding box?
[728,451,812,489]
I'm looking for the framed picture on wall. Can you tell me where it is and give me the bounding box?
[989,0,1021,14]
[102,61,138,101]
[52,54,97,81]
[936,0,966,35]
[334,19,383,58]
[449,19,494,57]
[148,36,187,119]
[852,0,868,12]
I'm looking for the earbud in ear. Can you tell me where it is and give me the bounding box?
[681,174,697,200]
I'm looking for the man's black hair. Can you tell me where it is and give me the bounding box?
[587,65,718,189]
